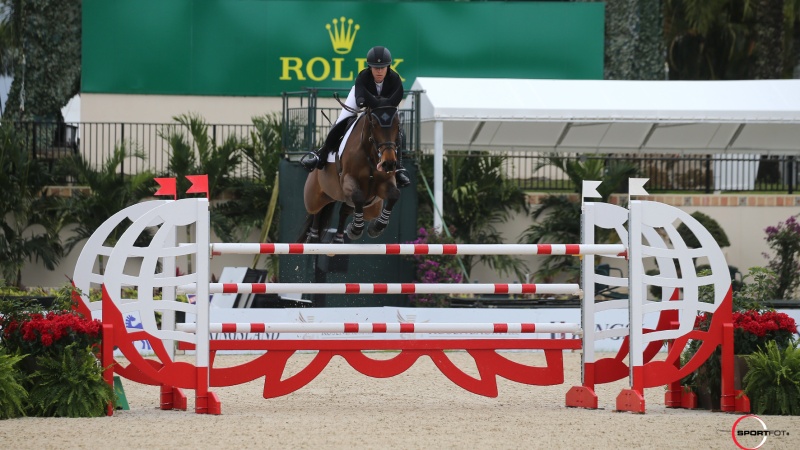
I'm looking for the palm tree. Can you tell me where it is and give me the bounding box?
[417,151,529,281]
[58,142,154,274]
[752,0,786,79]
[158,113,248,273]
[519,155,639,283]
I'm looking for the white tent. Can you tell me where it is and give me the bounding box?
[407,77,800,229]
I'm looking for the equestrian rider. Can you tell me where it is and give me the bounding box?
[300,46,410,188]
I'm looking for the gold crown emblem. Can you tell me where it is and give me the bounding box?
[326,17,360,54]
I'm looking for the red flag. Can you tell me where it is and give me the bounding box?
[154,178,177,199]
[186,174,209,198]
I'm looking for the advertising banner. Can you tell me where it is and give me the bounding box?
[83,0,604,96]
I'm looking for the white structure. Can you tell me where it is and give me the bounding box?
[409,77,800,229]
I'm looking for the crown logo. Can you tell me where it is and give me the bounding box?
[326,17,359,54]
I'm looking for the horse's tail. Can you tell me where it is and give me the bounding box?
[296,202,337,243]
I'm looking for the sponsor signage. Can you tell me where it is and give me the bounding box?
[83,0,604,96]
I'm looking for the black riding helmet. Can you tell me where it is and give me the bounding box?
[366,46,392,68]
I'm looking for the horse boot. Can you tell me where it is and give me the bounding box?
[394,148,411,188]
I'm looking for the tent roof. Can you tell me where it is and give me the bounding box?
[408,77,800,153]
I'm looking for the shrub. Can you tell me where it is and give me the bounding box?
[744,340,800,416]
[0,351,28,419]
[764,214,800,300]
[406,227,464,307]
[26,342,115,417]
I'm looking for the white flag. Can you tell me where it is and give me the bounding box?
[581,180,602,199]
[629,178,650,196]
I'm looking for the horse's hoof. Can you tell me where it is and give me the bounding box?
[367,220,386,238]
[346,224,364,241]
[332,234,344,244]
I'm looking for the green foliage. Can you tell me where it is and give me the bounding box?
[416,152,529,281]
[2,0,81,120]
[603,0,666,80]
[59,142,155,259]
[677,211,730,249]
[733,267,780,310]
[520,155,638,282]
[26,342,115,418]
[763,214,800,300]
[744,340,800,416]
[0,125,66,287]
[0,350,28,419]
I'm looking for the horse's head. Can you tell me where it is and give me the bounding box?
[365,106,400,173]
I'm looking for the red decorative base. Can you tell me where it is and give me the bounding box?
[195,392,221,415]
[664,386,697,409]
[565,386,598,409]
[616,389,645,413]
[160,385,188,411]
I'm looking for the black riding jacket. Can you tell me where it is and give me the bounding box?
[354,68,404,109]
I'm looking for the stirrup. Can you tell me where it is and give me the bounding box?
[299,152,318,172]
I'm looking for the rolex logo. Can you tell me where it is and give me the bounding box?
[326,17,359,54]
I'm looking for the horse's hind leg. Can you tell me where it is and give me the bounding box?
[305,214,321,243]
[334,204,353,243]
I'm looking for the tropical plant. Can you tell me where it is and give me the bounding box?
[58,142,155,273]
[519,154,638,282]
[158,113,249,273]
[763,214,800,300]
[743,340,800,416]
[0,124,67,288]
[26,341,115,417]
[416,151,529,281]
[0,350,27,419]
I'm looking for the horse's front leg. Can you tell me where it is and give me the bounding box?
[367,184,401,238]
[343,179,367,241]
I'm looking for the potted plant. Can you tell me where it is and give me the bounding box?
[743,340,800,415]
[680,268,798,410]
[0,285,115,417]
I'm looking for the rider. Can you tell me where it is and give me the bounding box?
[300,45,410,188]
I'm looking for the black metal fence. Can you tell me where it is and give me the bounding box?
[16,120,800,194]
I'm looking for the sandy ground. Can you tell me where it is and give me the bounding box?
[0,351,797,450]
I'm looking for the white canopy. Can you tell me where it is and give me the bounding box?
[407,77,800,229]
[410,77,800,153]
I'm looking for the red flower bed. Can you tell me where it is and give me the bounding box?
[694,309,797,355]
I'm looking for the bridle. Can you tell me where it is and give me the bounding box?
[363,106,399,168]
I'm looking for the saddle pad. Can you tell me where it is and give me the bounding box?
[328,116,360,163]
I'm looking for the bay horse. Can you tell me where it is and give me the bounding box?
[299,105,402,243]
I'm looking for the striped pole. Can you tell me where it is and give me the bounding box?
[181,282,581,296]
[210,243,627,257]
[176,322,582,335]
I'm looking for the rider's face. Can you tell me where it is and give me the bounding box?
[371,66,388,83]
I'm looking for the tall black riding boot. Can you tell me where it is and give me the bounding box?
[395,153,411,188]
[300,145,327,172]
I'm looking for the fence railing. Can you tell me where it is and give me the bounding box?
[15,120,800,194]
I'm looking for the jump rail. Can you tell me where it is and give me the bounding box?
[211,242,627,256]
[175,322,583,335]
[181,282,581,296]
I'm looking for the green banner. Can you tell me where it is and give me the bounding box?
[83,1,604,96]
